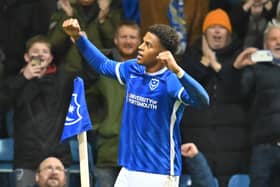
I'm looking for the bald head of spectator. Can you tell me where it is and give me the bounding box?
[35,157,66,187]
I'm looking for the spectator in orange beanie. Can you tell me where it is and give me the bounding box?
[181,8,250,187]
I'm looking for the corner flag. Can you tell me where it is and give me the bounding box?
[61,77,92,142]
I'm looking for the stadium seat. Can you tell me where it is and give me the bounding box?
[179,174,192,187]
[0,137,14,187]
[179,174,219,187]
[0,137,14,173]
[228,174,250,187]
[68,139,94,187]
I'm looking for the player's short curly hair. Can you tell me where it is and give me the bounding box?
[147,24,179,54]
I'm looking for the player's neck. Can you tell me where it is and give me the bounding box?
[146,63,166,73]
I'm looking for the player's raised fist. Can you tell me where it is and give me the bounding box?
[62,18,81,40]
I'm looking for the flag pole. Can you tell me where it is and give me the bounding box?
[77,132,90,187]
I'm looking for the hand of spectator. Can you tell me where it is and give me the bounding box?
[59,0,73,17]
[181,143,199,158]
[243,0,254,12]
[97,0,111,23]
[201,36,211,67]
[233,47,258,69]
[202,36,221,72]
[22,62,43,80]
[263,0,272,11]
[208,51,222,72]
[98,0,111,10]
[62,18,82,41]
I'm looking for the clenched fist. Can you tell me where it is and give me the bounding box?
[181,143,199,158]
[62,18,82,41]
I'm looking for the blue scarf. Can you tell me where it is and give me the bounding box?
[168,0,187,55]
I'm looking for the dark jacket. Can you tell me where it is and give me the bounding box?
[0,67,75,169]
[241,61,280,145]
[185,152,216,187]
[181,36,250,186]
[0,0,56,76]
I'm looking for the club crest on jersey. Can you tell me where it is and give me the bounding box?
[149,78,159,91]
[65,93,82,126]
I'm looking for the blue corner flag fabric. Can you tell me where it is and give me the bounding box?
[61,77,93,142]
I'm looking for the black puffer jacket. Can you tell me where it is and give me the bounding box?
[0,67,74,169]
[241,62,280,145]
[181,36,250,187]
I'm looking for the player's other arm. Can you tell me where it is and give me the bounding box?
[157,51,209,107]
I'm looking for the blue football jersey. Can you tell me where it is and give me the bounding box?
[76,36,209,176]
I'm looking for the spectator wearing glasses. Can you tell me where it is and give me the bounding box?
[35,157,67,187]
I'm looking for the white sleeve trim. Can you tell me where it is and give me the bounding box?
[178,87,188,106]
[115,63,124,85]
